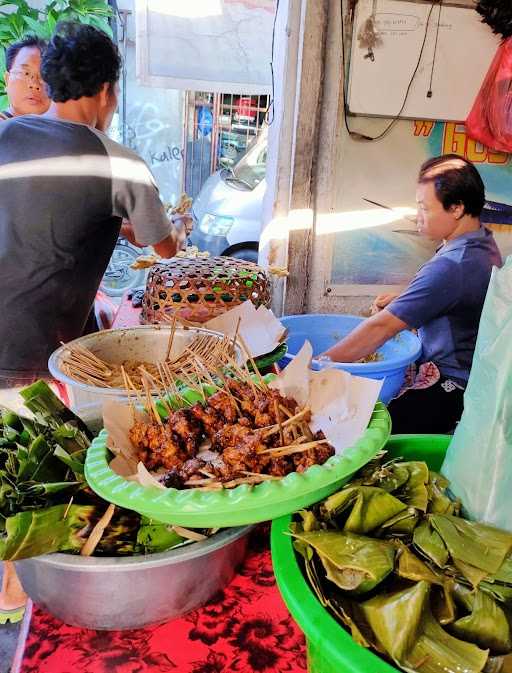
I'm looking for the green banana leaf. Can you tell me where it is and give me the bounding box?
[297,509,320,532]
[361,580,489,673]
[93,509,140,556]
[397,546,443,586]
[488,554,512,586]
[53,445,86,476]
[397,462,430,512]
[452,586,512,654]
[431,515,512,575]
[321,486,407,534]
[293,534,374,648]
[17,435,66,483]
[453,559,490,588]
[428,472,459,516]
[137,519,184,553]
[52,423,90,455]
[378,508,419,536]
[413,520,449,568]
[355,460,411,492]
[327,594,375,649]
[433,580,457,626]
[19,380,92,441]
[0,504,96,560]
[479,581,512,604]
[293,537,328,607]
[292,530,395,594]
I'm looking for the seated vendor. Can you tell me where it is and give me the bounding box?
[323,154,502,434]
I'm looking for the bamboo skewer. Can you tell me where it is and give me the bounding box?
[274,398,284,446]
[63,496,74,520]
[264,407,311,437]
[142,374,163,426]
[81,504,116,557]
[165,314,177,361]
[258,439,329,457]
[121,366,147,411]
[237,334,267,390]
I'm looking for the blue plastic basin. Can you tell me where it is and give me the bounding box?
[280,314,422,404]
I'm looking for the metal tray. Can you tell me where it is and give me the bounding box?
[16,525,252,630]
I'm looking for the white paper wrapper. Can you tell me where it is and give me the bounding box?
[205,301,286,358]
[269,341,382,455]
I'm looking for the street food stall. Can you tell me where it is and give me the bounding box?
[4,1,512,672]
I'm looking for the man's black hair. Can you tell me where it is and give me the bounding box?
[5,35,47,72]
[418,154,486,218]
[41,21,121,102]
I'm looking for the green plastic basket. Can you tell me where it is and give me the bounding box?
[270,434,451,673]
[85,402,391,529]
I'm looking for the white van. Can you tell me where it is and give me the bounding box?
[189,129,267,262]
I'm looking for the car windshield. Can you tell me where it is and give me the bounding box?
[230,130,267,190]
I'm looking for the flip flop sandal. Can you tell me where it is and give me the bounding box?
[0,606,25,625]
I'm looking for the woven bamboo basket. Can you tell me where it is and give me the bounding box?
[141,256,271,324]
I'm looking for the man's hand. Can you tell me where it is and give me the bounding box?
[120,220,144,247]
[370,292,399,316]
[171,213,194,236]
[153,234,180,258]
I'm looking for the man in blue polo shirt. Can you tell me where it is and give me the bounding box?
[324,154,502,433]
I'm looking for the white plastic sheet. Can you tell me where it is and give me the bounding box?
[442,256,512,529]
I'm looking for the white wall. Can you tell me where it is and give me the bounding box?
[116,0,185,204]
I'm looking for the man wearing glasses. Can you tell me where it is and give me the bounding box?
[0,35,49,626]
[1,35,49,119]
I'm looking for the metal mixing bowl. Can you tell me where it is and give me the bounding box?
[15,525,252,630]
[48,324,243,412]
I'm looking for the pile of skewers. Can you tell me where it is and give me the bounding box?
[60,326,236,391]
[126,346,334,491]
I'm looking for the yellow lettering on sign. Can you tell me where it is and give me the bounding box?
[442,123,509,165]
[413,120,435,137]
[466,137,488,163]
[488,149,508,165]
[442,123,466,157]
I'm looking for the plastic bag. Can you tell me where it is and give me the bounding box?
[441,256,512,530]
[465,37,512,153]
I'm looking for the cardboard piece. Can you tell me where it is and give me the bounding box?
[204,301,286,359]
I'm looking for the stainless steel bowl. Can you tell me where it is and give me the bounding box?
[48,324,243,413]
[15,526,252,630]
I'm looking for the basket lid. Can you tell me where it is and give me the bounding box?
[141,256,271,324]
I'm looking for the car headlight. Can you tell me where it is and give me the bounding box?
[199,213,235,236]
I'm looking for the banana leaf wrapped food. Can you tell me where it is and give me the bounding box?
[290,455,512,673]
[0,382,214,560]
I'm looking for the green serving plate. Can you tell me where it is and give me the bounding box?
[85,393,391,528]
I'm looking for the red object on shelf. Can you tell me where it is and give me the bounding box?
[235,96,257,122]
[466,37,512,152]
[18,528,307,673]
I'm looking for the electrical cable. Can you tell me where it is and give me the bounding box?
[264,0,279,125]
[427,0,443,98]
[340,0,438,142]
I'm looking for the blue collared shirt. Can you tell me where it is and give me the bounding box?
[387,227,502,384]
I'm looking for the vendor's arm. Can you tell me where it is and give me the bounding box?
[104,138,187,258]
[323,310,408,362]
[326,255,462,363]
